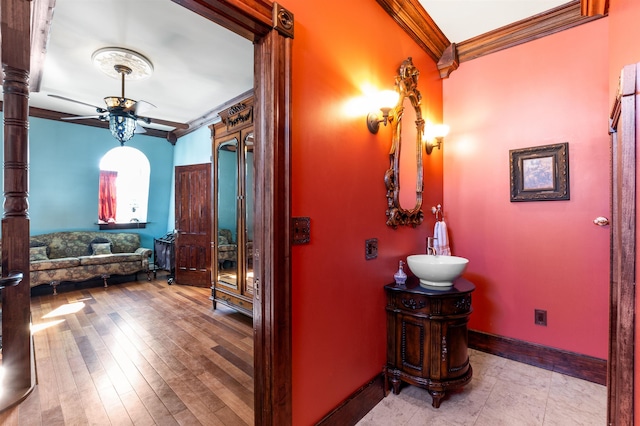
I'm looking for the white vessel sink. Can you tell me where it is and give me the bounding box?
[406,254,469,288]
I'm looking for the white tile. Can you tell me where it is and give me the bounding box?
[543,372,606,425]
[360,352,607,426]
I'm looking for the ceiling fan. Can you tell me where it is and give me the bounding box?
[50,62,189,146]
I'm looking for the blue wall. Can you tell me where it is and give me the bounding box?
[0,115,174,250]
[0,114,211,251]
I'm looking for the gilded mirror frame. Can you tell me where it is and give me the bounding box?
[385,57,425,227]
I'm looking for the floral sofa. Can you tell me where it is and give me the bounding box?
[28,231,152,294]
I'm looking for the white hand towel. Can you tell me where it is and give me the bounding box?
[434,221,451,256]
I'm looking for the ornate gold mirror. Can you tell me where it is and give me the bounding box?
[385,57,424,227]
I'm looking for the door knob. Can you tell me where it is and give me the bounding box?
[593,216,610,226]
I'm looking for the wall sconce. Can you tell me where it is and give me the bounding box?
[424,123,450,154]
[366,90,399,134]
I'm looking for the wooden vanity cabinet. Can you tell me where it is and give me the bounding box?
[210,96,254,317]
[384,277,475,408]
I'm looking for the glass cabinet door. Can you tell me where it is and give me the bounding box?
[217,138,239,288]
[244,132,254,296]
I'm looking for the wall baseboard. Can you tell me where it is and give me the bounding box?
[469,330,607,385]
[316,374,385,426]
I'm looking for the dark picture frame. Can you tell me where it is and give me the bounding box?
[510,142,569,202]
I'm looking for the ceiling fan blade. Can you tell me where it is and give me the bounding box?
[61,115,102,120]
[139,116,189,130]
[133,100,156,115]
[48,94,106,112]
[134,123,147,134]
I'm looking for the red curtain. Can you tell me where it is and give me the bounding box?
[98,170,118,222]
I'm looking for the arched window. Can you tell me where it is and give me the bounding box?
[98,147,150,224]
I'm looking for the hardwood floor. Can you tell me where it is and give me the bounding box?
[0,274,254,425]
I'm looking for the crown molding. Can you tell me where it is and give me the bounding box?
[29,0,56,92]
[581,0,608,16]
[456,1,605,64]
[375,0,450,63]
[377,0,608,78]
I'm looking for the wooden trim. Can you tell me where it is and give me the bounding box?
[376,0,607,78]
[29,0,56,92]
[317,374,385,426]
[97,222,147,230]
[375,0,450,63]
[170,88,254,140]
[469,330,607,385]
[171,0,273,41]
[456,1,604,63]
[581,0,608,16]
[437,43,459,79]
[253,26,293,426]
[1,0,37,409]
[607,63,637,426]
[171,1,293,424]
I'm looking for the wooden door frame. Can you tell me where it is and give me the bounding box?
[608,62,637,426]
[170,1,293,424]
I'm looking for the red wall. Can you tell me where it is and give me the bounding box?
[442,20,610,358]
[287,0,442,423]
[608,0,640,419]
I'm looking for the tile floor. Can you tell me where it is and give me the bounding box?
[358,349,606,426]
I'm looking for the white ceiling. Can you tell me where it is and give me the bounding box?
[419,0,569,42]
[26,0,570,135]
[29,0,254,131]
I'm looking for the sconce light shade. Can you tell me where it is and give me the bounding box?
[424,123,450,154]
[367,90,399,134]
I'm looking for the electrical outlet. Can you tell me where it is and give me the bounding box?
[365,238,378,260]
[535,309,547,326]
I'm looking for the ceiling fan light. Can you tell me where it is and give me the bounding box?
[104,96,120,108]
[109,115,137,146]
[104,96,136,110]
[122,98,136,110]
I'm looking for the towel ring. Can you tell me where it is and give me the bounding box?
[431,204,443,221]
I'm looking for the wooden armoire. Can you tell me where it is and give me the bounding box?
[210,97,254,317]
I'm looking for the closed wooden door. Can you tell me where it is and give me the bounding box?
[175,163,212,287]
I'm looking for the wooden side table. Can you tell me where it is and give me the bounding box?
[384,277,475,408]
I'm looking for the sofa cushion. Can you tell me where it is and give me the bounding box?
[78,253,142,266]
[91,242,112,255]
[88,237,113,255]
[29,246,49,261]
[30,257,81,271]
[29,240,51,256]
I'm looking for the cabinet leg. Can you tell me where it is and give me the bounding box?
[391,377,401,395]
[383,373,389,395]
[429,390,445,408]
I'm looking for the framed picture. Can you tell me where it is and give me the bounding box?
[509,142,569,202]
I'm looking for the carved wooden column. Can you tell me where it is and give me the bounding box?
[1,0,36,405]
[253,4,294,425]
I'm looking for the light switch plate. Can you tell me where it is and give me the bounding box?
[365,238,378,260]
[292,217,310,244]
